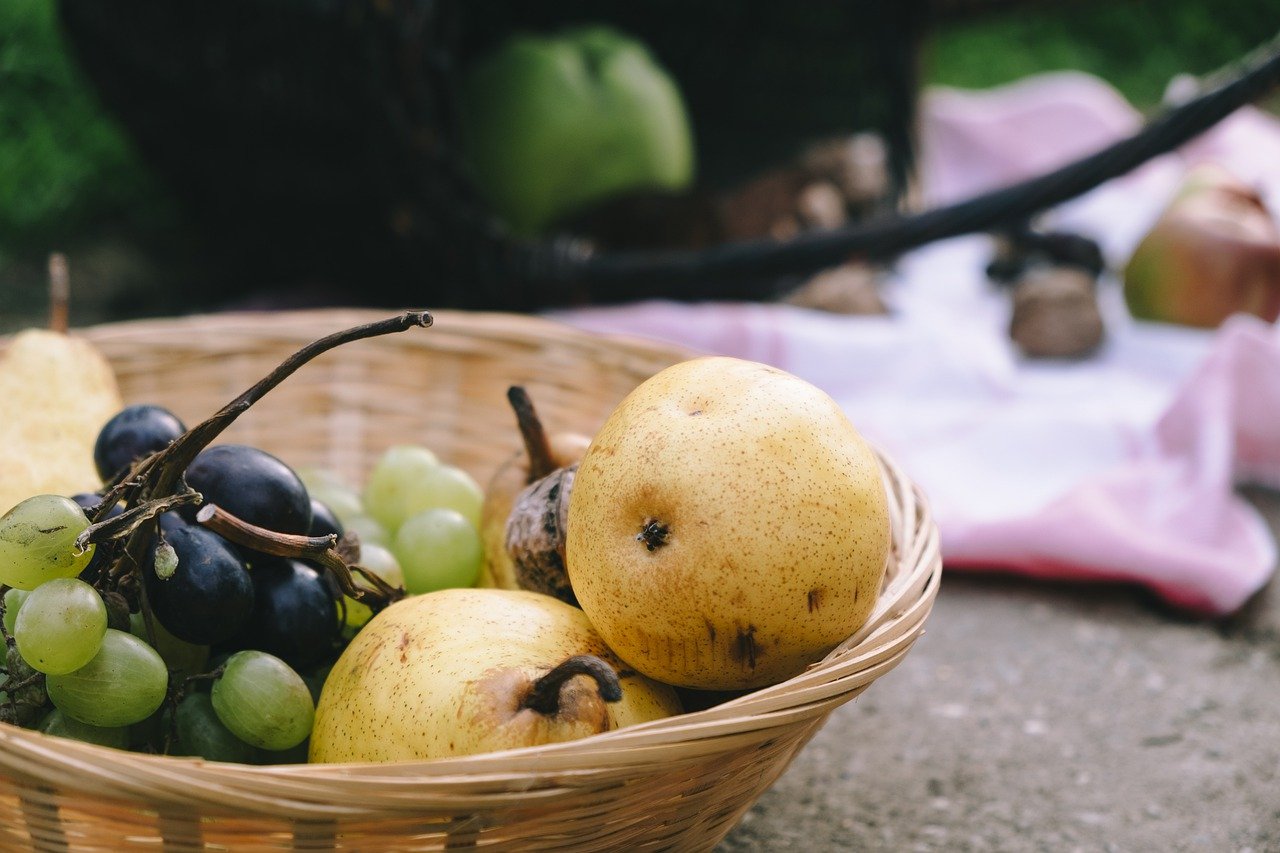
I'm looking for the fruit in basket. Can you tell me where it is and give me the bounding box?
[45,628,169,728]
[0,328,123,514]
[223,557,340,671]
[566,357,891,690]
[38,708,129,750]
[174,692,258,763]
[0,313,433,758]
[13,577,107,675]
[0,494,97,590]
[210,650,314,751]
[309,588,682,762]
[340,543,404,638]
[93,404,187,483]
[504,463,578,605]
[394,508,483,593]
[480,386,590,589]
[1124,163,1280,327]
[185,444,314,536]
[459,26,695,236]
[144,513,254,646]
[364,446,484,533]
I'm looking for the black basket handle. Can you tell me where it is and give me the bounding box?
[542,29,1280,304]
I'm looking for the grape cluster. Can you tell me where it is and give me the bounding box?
[0,402,485,764]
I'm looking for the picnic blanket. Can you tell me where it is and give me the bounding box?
[556,71,1280,616]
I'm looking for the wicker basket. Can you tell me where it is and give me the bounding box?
[0,308,940,852]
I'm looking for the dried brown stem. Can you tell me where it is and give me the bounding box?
[103,311,431,607]
[507,386,557,482]
[77,490,202,551]
[195,504,404,610]
[522,655,622,716]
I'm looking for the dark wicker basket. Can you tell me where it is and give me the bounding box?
[57,0,928,309]
[55,1,1280,311]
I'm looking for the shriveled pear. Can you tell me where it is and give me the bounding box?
[0,329,122,514]
[478,386,589,588]
[566,357,891,690]
[309,588,681,762]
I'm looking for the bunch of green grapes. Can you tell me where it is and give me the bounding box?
[300,445,485,637]
[0,493,316,762]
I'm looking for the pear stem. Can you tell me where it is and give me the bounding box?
[47,253,69,335]
[522,654,623,716]
[507,386,557,482]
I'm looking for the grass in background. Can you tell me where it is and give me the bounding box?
[0,0,171,258]
[925,0,1276,111]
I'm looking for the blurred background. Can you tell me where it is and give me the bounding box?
[0,0,1273,331]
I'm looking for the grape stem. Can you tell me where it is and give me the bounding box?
[194,504,405,610]
[160,666,227,754]
[79,490,201,552]
[66,312,431,637]
[521,655,623,716]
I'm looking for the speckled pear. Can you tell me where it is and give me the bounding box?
[308,588,681,763]
[566,357,891,690]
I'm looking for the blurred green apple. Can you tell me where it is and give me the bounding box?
[459,26,695,236]
[1124,163,1280,328]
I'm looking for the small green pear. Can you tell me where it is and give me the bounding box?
[0,329,123,513]
[308,588,681,763]
[566,357,891,690]
[459,26,695,236]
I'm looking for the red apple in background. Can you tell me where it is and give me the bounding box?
[1123,163,1280,328]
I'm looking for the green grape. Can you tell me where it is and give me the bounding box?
[401,465,484,530]
[340,597,373,638]
[394,508,483,594]
[14,578,107,674]
[341,543,405,638]
[362,445,439,533]
[344,515,390,548]
[0,495,96,590]
[296,467,364,523]
[46,629,168,727]
[359,542,405,588]
[174,692,258,764]
[128,610,210,679]
[38,708,129,749]
[211,650,314,751]
[2,588,30,635]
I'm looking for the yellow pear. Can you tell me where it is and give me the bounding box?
[478,387,590,588]
[309,588,681,762]
[566,356,891,690]
[0,329,123,514]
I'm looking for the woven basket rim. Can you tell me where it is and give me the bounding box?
[0,307,941,823]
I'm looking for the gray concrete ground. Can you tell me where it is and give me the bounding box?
[719,488,1280,852]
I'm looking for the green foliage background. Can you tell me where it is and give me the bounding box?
[0,0,1273,259]
[0,0,170,259]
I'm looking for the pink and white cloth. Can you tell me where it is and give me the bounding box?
[556,72,1280,616]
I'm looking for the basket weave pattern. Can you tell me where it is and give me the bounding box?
[0,309,940,851]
